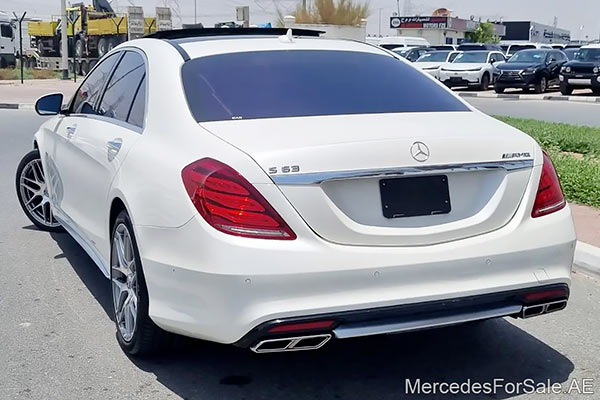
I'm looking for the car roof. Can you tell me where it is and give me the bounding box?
[159,37,390,61]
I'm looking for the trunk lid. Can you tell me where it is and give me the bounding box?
[201,112,536,246]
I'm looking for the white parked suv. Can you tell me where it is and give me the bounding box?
[415,50,461,79]
[439,50,506,90]
[16,28,574,356]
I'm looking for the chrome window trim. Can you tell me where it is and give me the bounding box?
[270,159,533,186]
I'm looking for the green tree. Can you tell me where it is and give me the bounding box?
[277,0,369,26]
[466,21,500,43]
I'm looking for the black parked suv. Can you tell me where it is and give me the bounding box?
[494,49,568,94]
[559,45,600,95]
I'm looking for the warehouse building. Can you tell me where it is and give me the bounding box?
[501,21,571,44]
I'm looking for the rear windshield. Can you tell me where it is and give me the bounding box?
[181,50,469,122]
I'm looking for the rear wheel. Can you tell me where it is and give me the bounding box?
[15,150,63,232]
[107,38,116,54]
[97,37,108,58]
[111,210,170,356]
[74,38,84,59]
[80,59,89,76]
[534,76,548,94]
[560,83,573,95]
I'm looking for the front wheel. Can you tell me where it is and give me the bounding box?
[111,210,170,356]
[494,86,505,94]
[15,150,63,232]
[560,83,573,95]
[534,76,548,94]
[591,88,600,95]
[479,74,490,91]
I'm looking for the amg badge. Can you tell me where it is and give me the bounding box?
[502,152,531,159]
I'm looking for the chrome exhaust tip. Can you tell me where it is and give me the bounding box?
[250,334,332,353]
[521,299,567,319]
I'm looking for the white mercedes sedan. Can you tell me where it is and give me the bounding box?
[16,28,575,356]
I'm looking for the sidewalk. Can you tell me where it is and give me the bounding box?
[0,79,78,106]
[457,90,600,104]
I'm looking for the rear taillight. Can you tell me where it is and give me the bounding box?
[531,151,566,218]
[181,158,296,240]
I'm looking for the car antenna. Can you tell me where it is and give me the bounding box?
[279,28,294,43]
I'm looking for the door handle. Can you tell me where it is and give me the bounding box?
[65,124,77,138]
[106,138,122,160]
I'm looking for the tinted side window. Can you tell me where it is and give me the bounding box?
[127,76,146,128]
[71,53,119,114]
[98,51,145,123]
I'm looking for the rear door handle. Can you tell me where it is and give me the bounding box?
[106,138,122,160]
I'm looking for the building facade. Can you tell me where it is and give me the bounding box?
[388,16,506,46]
[501,21,571,44]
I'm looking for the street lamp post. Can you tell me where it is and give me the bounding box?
[194,0,197,24]
[60,0,68,79]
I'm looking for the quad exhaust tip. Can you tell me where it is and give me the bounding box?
[251,334,332,353]
[521,299,567,319]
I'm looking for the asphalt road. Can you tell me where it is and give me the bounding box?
[1,108,599,400]
[465,97,600,127]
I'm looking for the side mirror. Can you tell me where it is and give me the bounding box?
[35,93,64,116]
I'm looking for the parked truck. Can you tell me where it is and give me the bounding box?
[0,11,16,67]
[25,0,171,75]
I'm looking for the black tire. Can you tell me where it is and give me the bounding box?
[80,60,89,76]
[494,86,505,94]
[106,38,116,53]
[479,73,490,91]
[534,76,548,94]
[111,210,170,356]
[592,88,600,95]
[89,59,98,71]
[15,150,64,232]
[560,83,573,95]
[0,57,6,68]
[74,38,84,59]
[97,37,108,58]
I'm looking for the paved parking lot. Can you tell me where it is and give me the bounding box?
[1,108,599,399]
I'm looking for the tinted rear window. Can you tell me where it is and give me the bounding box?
[182,50,469,122]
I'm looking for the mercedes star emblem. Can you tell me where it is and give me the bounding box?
[410,141,430,162]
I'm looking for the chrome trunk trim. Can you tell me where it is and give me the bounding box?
[270,160,534,186]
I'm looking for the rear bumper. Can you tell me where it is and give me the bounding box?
[135,204,575,345]
[235,283,569,349]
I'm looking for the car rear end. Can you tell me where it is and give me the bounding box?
[138,37,576,351]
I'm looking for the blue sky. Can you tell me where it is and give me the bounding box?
[3,0,600,41]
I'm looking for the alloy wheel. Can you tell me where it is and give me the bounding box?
[111,223,138,342]
[18,158,60,228]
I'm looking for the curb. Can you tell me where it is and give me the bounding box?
[0,103,37,110]
[458,92,600,104]
[574,241,600,277]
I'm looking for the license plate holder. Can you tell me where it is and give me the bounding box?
[379,175,451,219]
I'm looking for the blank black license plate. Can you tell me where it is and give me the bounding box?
[379,175,451,218]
